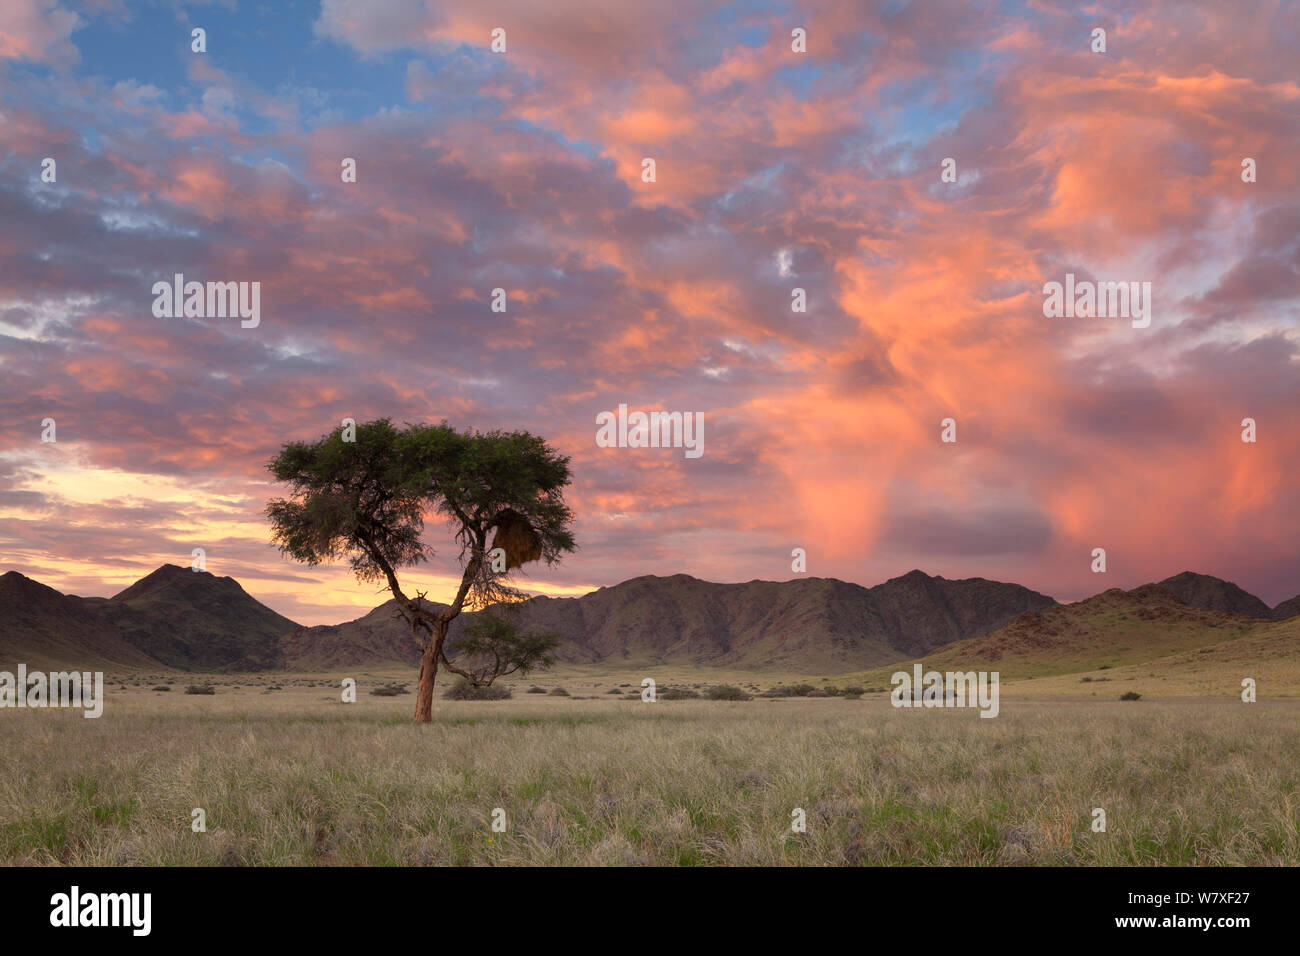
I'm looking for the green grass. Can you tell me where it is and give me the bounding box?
[1,686,1298,865]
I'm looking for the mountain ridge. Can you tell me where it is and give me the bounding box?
[1,565,1294,673]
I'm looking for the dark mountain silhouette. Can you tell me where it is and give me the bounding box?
[1271,594,1300,621]
[101,565,298,670]
[0,565,296,671]
[0,571,157,668]
[277,597,444,670]
[1155,571,1274,619]
[286,570,1057,672]
[2,564,1293,674]
[911,582,1281,679]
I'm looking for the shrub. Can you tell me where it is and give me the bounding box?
[704,684,751,701]
[184,685,215,695]
[606,687,623,694]
[841,685,864,698]
[370,683,408,697]
[1120,691,1142,701]
[1079,676,1093,683]
[806,689,829,698]
[788,683,816,697]
[442,678,512,701]
[447,609,561,687]
[548,687,571,697]
[658,686,699,700]
[151,685,171,692]
[527,686,548,693]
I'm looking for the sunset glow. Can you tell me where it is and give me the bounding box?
[1,0,1297,624]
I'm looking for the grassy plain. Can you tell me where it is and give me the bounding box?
[3,670,1297,866]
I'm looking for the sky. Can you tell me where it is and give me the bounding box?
[1,0,1297,625]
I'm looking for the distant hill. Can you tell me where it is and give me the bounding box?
[846,582,1283,689]
[278,571,1056,671]
[277,598,445,670]
[3,564,1294,678]
[0,565,296,672]
[0,565,1056,673]
[1156,571,1274,619]
[434,571,1058,671]
[102,565,299,670]
[1272,594,1300,621]
[0,571,158,669]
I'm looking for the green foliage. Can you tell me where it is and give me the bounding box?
[265,420,576,604]
[442,678,512,701]
[658,686,699,700]
[445,608,560,687]
[704,685,751,701]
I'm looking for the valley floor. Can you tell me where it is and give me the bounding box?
[3,678,1298,865]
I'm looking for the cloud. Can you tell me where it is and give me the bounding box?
[0,0,80,65]
[1,0,1298,616]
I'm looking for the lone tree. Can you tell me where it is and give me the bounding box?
[265,419,576,722]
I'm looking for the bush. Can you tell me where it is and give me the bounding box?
[704,684,751,701]
[841,685,864,699]
[370,683,408,696]
[806,689,828,698]
[548,687,571,697]
[151,685,171,692]
[788,683,816,697]
[447,609,561,687]
[1120,691,1142,701]
[606,687,623,694]
[442,678,512,701]
[184,685,215,695]
[526,685,548,693]
[658,686,699,700]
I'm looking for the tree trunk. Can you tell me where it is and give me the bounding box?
[413,619,450,723]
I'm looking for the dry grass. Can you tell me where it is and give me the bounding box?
[3,682,1298,866]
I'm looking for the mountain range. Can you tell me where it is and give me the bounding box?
[1,564,1296,674]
